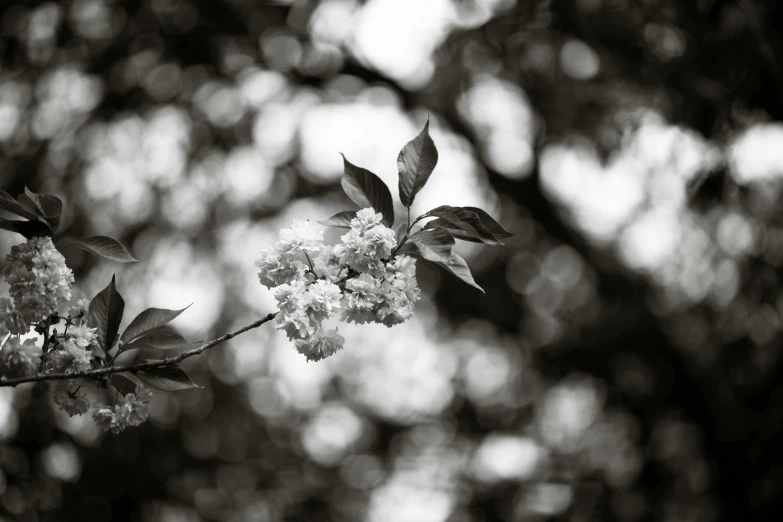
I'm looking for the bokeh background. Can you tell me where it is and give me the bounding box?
[1,0,783,520]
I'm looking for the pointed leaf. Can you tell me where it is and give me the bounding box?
[121,306,190,344]
[137,365,201,391]
[423,205,505,245]
[433,252,484,293]
[120,326,190,354]
[396,242,420,256]
[409,228,455,264]
[86,275,125,352]
[0,190,42,221]
[397,119,439,208]
[340,155,394,227]
[18,193,43,216]
[29,190,63,231]
[64,236,139,263]
[0,217,53,239]
[394,223,407,245]
[463,207,514,239]
[110,373,139,396]
[318,211,356,229]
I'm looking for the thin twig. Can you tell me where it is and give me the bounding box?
[0,313,277,388]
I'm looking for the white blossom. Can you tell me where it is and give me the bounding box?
[353,207,384,232]
[277,219,323,255]
[52,381,90,416]
[304,279,342,321]
[258,213,419,361]
[2,237,74,329]
[376,255,421,327]
[342,274,382,324]
[294,328,344,362]
[312,244,342,282]
[93,407,123,434]
[0,336,41,378]
[67,324,97,349]
[334,208,396,276]
[67,298,90,321]
[50,338,92,374]
[0,297,30,336]
[274,281,314,339]
[255,246,307,288]
[116,385,153,427]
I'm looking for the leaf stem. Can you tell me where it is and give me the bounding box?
[0,313,278,387]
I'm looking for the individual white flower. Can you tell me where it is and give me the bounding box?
[304,280,342,322]
[0,297,30,335]
[274,281,314,339]
[67,298,90,321]
[93,407,124,434]
[342,274,382,324]
[274,278,343,340]
[67,324,98,349]
[352,208,384,232]
[312,244,342,282]
[294,328,344,362]
[375,255,421,327]
[277,220,323,255]
[255,246,307,288]
[50,338,92,374]
[335,208,396,276]
[52,381,90,417]
[0,336,41,378]
[2,237,74,327]
[116,385,153,427]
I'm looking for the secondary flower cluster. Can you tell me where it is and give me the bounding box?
[0,237,153,434]
[1,236,76,378]
[90,385,153,434]
[256,208,421,361]
[1,236,74,335]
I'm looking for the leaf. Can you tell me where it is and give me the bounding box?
[463,207,514,240]
[121,306,191,345]
[433,252,485,293]
[18,192,43,217]
[397,119,439,208]
[422,205,506,245]
[110,374,139,396]
[24,189,63,231]
[65,236,139,263]
[409,228,455,264]
[120,326,191,354]
[394,223,407,245]
[395,242,420,256]
[137,365,201,391]
[0,217,53,239]
[86,275,125,353]
[318,211,356,229]
[340,155,394,227]
[0,190,42,221]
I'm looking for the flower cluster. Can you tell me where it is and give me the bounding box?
[256,208,421,361]
[1,235,74,379]
[0,237,153,434]
[48,322,98,374]
[0,333,41,378]
[1,237,74,333]
[91,385,153,434]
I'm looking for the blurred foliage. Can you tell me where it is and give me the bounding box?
[1,0,783,521]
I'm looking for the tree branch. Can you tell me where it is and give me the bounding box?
[0,313,278,387]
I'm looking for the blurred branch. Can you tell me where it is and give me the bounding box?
[0,313,277,387]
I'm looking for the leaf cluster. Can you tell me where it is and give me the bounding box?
[87,276,200,392]
[0,187,138,264]
[319,120,514,292]
[1,187,198,393]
